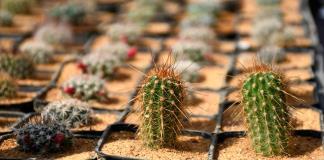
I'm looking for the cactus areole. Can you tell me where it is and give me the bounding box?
[138,65,187,148]
[241,65,290,156]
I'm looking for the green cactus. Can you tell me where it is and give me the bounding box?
[0,72,17,99]
[241,65,290,156]
[138,65,187,148]
[107,23,142,44]
[1,0,35,14]
[172,40,211,63]
[256,0,280,6]
[0,10,13,26]
[0,54,34,79]
[42,99,93,128]
[49,2,86,25]
[20,41,54,64]
[35,23,73,45]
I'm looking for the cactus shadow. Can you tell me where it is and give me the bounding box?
[286,136,322,157]
[111,72,131,81]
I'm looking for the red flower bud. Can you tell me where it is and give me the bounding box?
[64,87,75,95]
[120,35,128,43]
[127,47,137,59]
[53,133,65,144]
[77,62,87,73]
[203,53,214,61]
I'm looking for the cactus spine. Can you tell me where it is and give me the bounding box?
[138,65,187,148]
[241,64,290,156]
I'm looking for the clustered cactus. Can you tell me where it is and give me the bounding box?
[78,52,121,79]
[62,74,108,101]
[0,72,17,99]
[15,122,73,153]
[1,0,34,14]
[0,54,34,79]
[35,23,73,45]
[20,41,54,64]
[257,45,286,64]
[174,60,201,83]
[0,10,13,26]
[49,1,86,25]
[94,42,137,62]
[138,64,187,148]
[41,99,93,128]
[172,40,212,63]
[106,23,142,44]
[241,64,290,156]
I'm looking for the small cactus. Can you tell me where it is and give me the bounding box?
[138,64,187,148]
[62,74,108,101]
[42,99,93,128]
[0,72,17,99]
[0,54,34,79]
[179,26,215,42]
[172,40,212,63]
[256,0,280,6]
[257,46,286,64]
[94,42,137,61]
[20,40,54,64]
[1,0,34,14]
[180,13,215,28]
[241,64,290,156]
[78,52,121,79]
[15,122,73,153]
[35,23,73,45]
[106,23,142,44]
[49,2,86,25]
[174,60,201,83]
[254,7,283,22]
[0,10,13,26]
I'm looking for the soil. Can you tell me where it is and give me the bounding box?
[217,136,323,160]
[237,22,305,36]
[215,11,236,35]
[16,72,52,87]
[72,112,118,131]
[0,39,15,52]
[101,131,210,160]
[239,37,313,49]
[0,117,18,132]
[144,22,172,35]
[0,137,97,159]
[0,92,35,106]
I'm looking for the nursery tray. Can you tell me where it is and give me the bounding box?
[0,111,25,135]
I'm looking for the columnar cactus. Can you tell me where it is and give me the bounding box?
[257,46,286,64]
[241,64,290,156]
[172,40,212,63]
[179,26,215,43]
[174,60,201,83]
[0,10,13,26]
[15,122,73,153]
[35,23,73,45]
[78,52,121,79]
[20,41,54,64]
[62,74,108,101]
[1,0,34,14]
[107,23,142,44]
[0,72,17,99]
[138,64,187,148]
[49,2,86,25]
[93,42,137,61]
[0,54,34,79]
[42,99,93,128]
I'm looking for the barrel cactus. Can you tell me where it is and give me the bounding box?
[241,64,290,156]
[15,122,73,153]
[42,99,93,128]
[0,72,17,99]
[62,74,108,101]
[257,46,286,64]
[106,23,142,44]
[179,26,215,42]
[172,40,212,63]
[0,54,34,79]
[138,64,187,148]
[93,42,137,61]
[20,41,54,64]
[35,23,73,45]
[49,2,86,25]
[0,10,13,26]
[78,52,121,79]
[174,60,201,83]
[1,0,34,14]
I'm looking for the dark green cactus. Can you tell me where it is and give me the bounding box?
[49,2,86,25]
[0,54,34,79]
[0,10,13,26]
[241,66,290,156]
[138,65,187,148]
[0,72,17,99]
[1,0,34,14]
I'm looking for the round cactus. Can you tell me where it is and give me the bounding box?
[49,2,86,25]
[179,26,215,42]
[269,27,295,47]
[256,0,280,6]
[257,46,286,64]
[172,40,212,63]
[1,0,34,14]
[35,23,73,45]
[78,52,121,79]
[94,42,137,61]
[106,23,142,44]
[241,64,290,156]
[15,122,73,153]
[174,60,201,83]
[0,10,13,26]
[0,72,17,99]
[180,13,215,28]
[138,64,187,148]
[42,99,93,128]
[252,18,282,46]
[62,74,108,101]
[0,54,34,79]
[20,41,54,64]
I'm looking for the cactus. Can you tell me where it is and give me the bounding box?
[254,7,283,22]
[49,2,86,25]
[1,0,35,14]
[42,99,93,128]
[106,23,142,44]
[138,64,187,148]
[174,60,201,83]
[62,74,108,101]
[0,72,17,99]
[20,41,54,64]
[0,54,34,79]
[94,42,137,61]
[256,0,280,6]
[78,52,121,79]
[180,13,215,28]
[35,23,73,45]
[172,40,212,63]
[179,26,215,43]
[187,0,220,17]
[257,46,286,64]
[15,122,73,153]
[0,10,13,26]
[127,0,161,25]
[241,64,290,156]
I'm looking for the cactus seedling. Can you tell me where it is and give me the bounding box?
[107,23,142,44]
[138,63,187,148]
[94,42,137,62]
[20,40,54,64]
[35,23,73,45]
[49,2,86,25]
[0,72,17,99]
[172,40,212,63]
[174,60,201,83]
[257,46,286,64]
[179,26,215,43]
[240,63,290,156]
[0,54,34,79]
[15,122,73,153]
[42,99,93,128]
[62,74,108,101]
[1,0,34,14]
[256,0,280,6]
[0,10,13,26]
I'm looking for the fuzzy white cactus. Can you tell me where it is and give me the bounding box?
[257,45,286,64]
[106,23,142,44]
[20,40,54,64]
[172,40,211,62]
[35,23,73,45]
[174,60,201,83]
[179,26,215,42]
[93,42,137,62]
